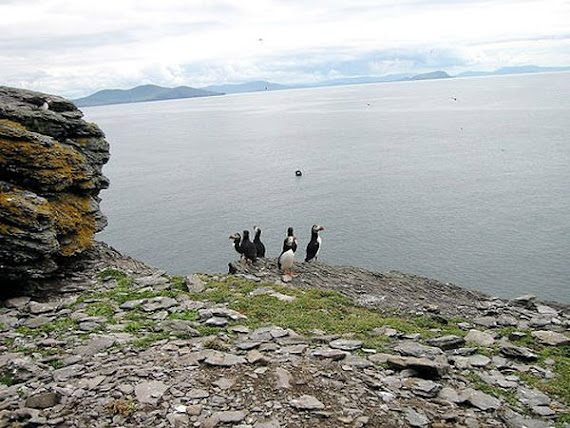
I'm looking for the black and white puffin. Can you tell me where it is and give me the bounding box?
[240,230,257,263]
[253,225,266,258]
[230,232,243,259]
[283,226,297,253]
[305,224,324,262]
[278,235,297,275]
[229,232,244,258]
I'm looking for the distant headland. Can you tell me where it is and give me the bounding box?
[73,65,570,107]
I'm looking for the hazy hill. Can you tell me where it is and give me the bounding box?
[74,84,222,107]
[457,65,570,78]
[202,81,290,94]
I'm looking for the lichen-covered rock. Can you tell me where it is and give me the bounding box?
[0,86,109,284]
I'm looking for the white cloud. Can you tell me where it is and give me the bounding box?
[1,0,569,97]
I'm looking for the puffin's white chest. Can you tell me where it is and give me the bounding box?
[279,249,295,270]
[315,236,322,257]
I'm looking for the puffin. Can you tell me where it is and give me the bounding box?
[229,232,244,258]
[278,235,297,276]
[305,224,325,262]
[240,230,257,263]
[283,226,297,253]
[253,225,266,258]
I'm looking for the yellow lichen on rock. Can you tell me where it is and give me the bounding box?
[0,120,90,192]
[0,86,110,282]
[48,194,97,256]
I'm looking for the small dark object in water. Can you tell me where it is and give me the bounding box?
[295,170,302,177]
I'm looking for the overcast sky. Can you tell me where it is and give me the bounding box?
[1,0,569,98]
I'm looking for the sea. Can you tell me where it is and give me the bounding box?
[84,72,570,303]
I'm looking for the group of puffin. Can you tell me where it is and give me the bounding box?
[229,224,325,275]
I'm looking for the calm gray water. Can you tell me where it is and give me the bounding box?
[85,73,570,303]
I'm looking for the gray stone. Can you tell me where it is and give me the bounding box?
[23,315,54,328]
[517,387,551,407]
[275,367,292,389]
[394,342,444,359]
[536,305,558,316]
[212,377,234,390]
[135,380,169,404]
[25,391,61,409]
[468,354,492,367]
[73,335,115,356]
[371,326,399,337]
[289,395,325,410]
[141,296,178,312]
[205,317,228,327]
[510,294,537,307]
[411,379,442,398]
[157,319,200,336]
[500,345,538,361]
[216,410,246,423]
[186,274,206,292]
[4,296,30,309]
[499,408,552,428]
[211,307,248,321]
[438,387,462,403]
[247,349,268,364]
[531,330,570,346]
[342,354,373,367]
[465,388,501,411]
[28,301,59,314]
[236,340,262,350]
[254,419,281,428]
[473,316,497,328]
[426,334,465,350]
[465,329,495,347]
[204,351,246,367]
[187,388,209,399]
[387,355,449,378]
[329,338,363,351]
[312,348,348,361]
[405,408,430,427]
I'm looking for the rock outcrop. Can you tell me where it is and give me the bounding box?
[0,86,109,284]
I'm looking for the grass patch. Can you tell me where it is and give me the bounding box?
[131,333,169,349]
[0,374,14,386]
[15,316,77,338]
[167,310,199,321]
[168,275,187,291]
[189,279,465,349]
[518,344,570,408]
[85,301,117,318]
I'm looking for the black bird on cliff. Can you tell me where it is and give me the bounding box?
[240,230,257,263]
[278,235,297,276]
[229,232,244,259]
[305,224,324,262]
[253,225,266,258]
[283,226,297,253]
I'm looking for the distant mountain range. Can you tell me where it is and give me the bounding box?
[74,65,570,107]
[73,84,222,107]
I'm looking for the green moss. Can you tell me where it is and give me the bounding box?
[518,344,570,408]
[0,374,14,386]
[85,301,117,318]
[167,310,199,321]
[131,333,169,349]
[97,268,128,281]
[15,316,77,338]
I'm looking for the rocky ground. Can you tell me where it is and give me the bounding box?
[1,242,569,428]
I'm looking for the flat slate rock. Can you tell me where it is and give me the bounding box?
[289,395,325,410]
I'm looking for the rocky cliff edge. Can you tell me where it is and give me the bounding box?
[0,86,110,283]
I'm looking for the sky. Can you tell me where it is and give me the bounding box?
[1,0,569,98]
